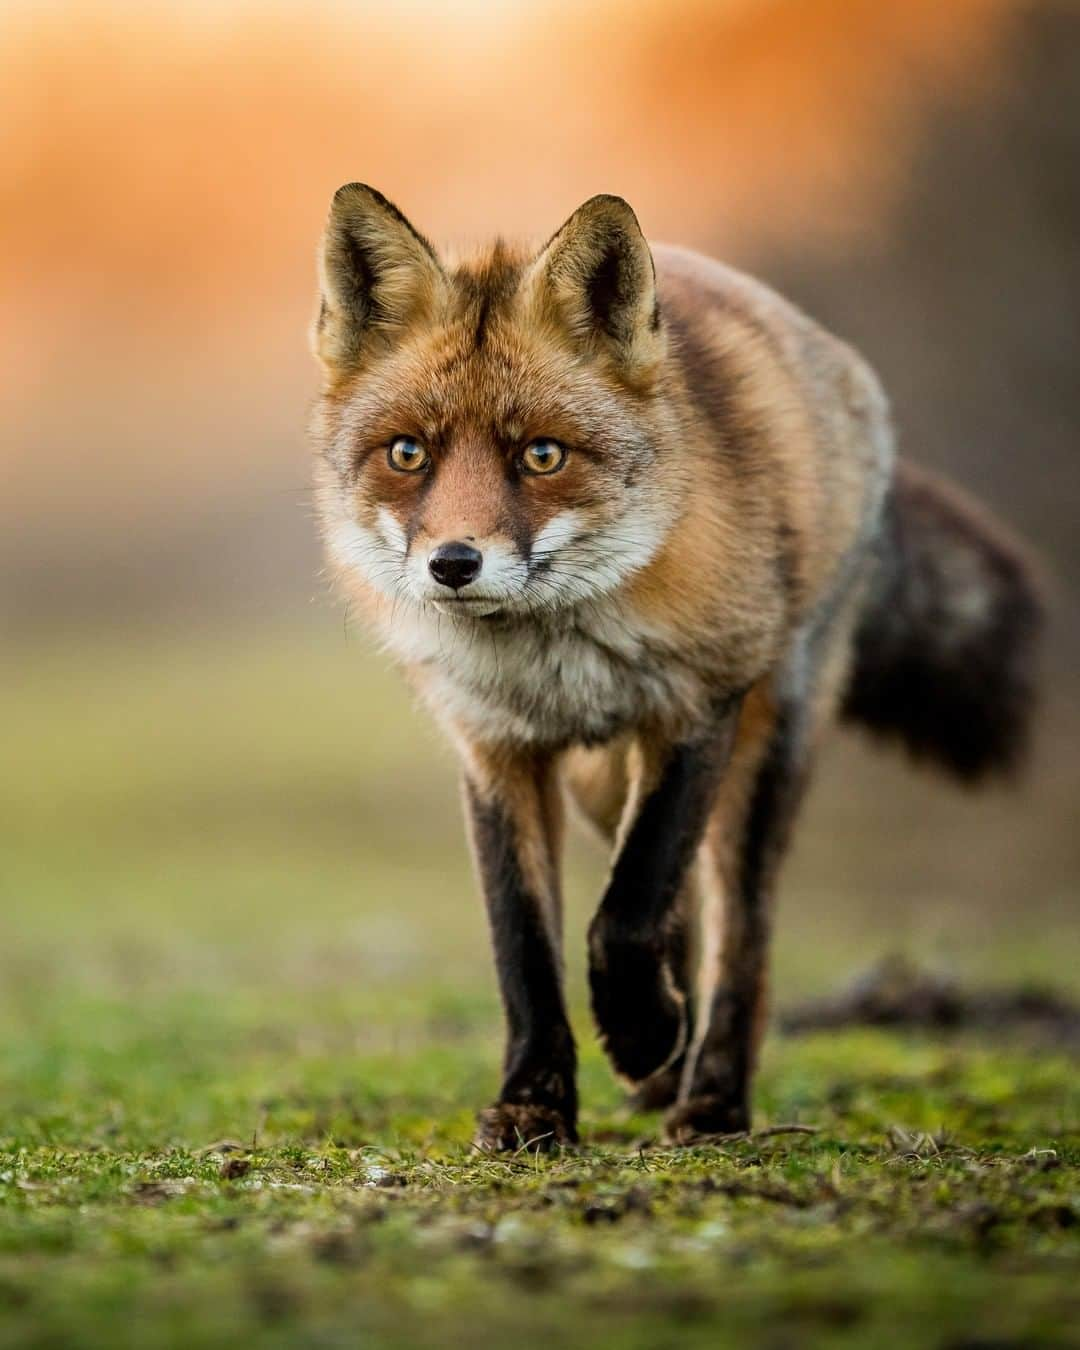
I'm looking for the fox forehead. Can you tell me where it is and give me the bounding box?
[326,249,655,461]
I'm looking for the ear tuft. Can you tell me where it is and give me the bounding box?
[314,184,445,372]
[527,195,663,376]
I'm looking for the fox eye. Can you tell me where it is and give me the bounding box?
[388,437,430,473]
[520,439,567,476]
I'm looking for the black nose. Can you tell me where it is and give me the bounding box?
[428,541,483,590]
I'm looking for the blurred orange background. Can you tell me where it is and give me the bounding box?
[4,0,1077,650]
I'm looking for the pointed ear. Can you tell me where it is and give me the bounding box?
[526,195,663,377]
[313,183,446,371]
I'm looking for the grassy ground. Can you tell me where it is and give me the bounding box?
[2,623,1078,1349]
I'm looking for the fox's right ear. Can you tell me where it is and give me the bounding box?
[313,184,445,372]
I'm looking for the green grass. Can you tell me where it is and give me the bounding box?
[2,622,1077,1348]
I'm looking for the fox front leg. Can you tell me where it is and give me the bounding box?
[588,702,741,1085]
[463,749,577,1152]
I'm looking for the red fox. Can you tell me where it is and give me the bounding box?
[309,185,1042,1150]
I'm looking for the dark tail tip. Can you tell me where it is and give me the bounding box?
[843,462,1045,785]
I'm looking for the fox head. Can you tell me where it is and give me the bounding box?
[311,184,681,621]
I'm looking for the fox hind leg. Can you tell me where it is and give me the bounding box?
[665,697,809,1140]
[665,618,856,1142]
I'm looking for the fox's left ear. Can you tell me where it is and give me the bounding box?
[526,195,663,378]
[313,183,446,373]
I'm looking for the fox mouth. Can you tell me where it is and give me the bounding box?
[430,593,506,618]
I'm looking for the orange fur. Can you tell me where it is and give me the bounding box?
[307,186,1039,1147]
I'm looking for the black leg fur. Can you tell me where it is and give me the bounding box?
[589,704,740,1085]
[624,878,703,1111]
[666,700,808,1141]
[466,785,577,1151]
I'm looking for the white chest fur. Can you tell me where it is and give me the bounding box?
[380,599,703,746]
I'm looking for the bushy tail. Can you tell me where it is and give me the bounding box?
[842,460,1044,783]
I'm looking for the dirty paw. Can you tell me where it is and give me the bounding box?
[588,925,687,1083]
[663,1093,750,1144]
[472,1102,577,1153]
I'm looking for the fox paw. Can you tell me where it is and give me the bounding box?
[473,1102,577,1153]
[663,1093,750,1144]
[588,923,688,1084]
[626,1061,684,1112]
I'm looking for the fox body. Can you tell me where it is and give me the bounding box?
[310,186,1041,1148]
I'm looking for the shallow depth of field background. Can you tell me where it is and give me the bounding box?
[2,3,1079,1344]
[3,0,1077,1005]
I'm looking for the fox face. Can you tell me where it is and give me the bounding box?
[312,186,681,622]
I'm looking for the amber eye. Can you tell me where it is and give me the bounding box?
[388,437,430,473]
[520,439,567,476]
